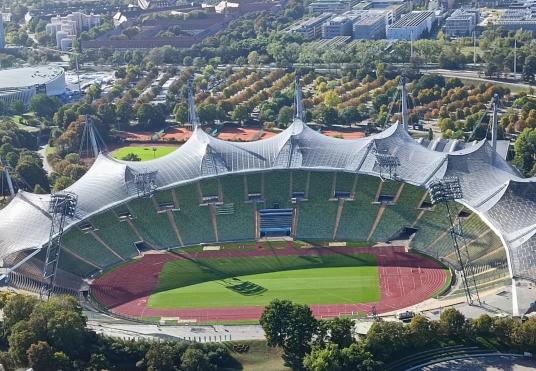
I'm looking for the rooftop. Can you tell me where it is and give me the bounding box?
[389,11,434,28]
[0,66,64,90]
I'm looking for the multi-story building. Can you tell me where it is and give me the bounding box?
[322,15,355,38]
[287,13,333,39]
[444,8,479,36]
[354,0,408,24]
[309,0,360,13]
[495,8,536,34]
[352,11,386,39]
[46,12,101,50]
[386,11,435,40]
[0,17,4,49]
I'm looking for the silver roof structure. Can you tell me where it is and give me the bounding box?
[0,120,534,313]
[0,66,64,90]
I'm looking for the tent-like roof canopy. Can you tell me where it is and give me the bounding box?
[0,120,535,283]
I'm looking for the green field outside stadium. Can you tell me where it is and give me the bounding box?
[111,145,179,161]
[148,253,380,309]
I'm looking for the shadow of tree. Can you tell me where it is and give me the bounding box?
[221,278,267,296]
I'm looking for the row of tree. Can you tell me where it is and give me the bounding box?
[0,293,239,371]
[260,299,536,371]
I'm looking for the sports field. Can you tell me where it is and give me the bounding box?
[111,145,178,161]
[92,245,449,322]
[149,253,380,309]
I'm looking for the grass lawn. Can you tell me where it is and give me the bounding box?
[227,341,288,371]
[111,145,179,161]
[148,253,380,309]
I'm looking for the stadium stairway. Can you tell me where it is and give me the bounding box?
[296,172,338,240]
[172,183,216,245]
[335,175,381,241]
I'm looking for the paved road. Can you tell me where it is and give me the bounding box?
[37,145,53,175]
[424,69,533,91]
[88,321,266,342]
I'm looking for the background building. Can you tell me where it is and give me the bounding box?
[0,17,4,49]
[352,11,386,39]
[444,8,479,36]
[309,0,359,13]
[496,8,536,34]
[46,12,101,50]
[386,11,435,40]
[0,66,65,106]
[322,15,354,38]
[287,13,333,40]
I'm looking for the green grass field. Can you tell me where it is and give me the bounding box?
[148,253,380,309]
[111,145,179,161]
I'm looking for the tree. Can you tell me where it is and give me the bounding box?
[514,317,536,352]
[86,353,110,371]
[137,103,166,130]
[121,153,141,161]
[145,343,178,371]
[304,343,379,371]
[9,321,38,366]
[29,94,60,118]
[514,128,536,176]
[324,90,341,108]
[523,55,536,82]
[278,106,293,127]
[181,346,213,371]
[409,315,434,349]
[248,51,260,66]
[27,341,56,371]
[314,106,338,127]
[325,317,353,348]
[3,294,38,329]
[473,314,493,337]
[339,107,363,125]
[366,321,410,362]
[439,308,467,340]
[232,105,250,125]
[53,176,74,191]
[260,299,318,370]
[174,103,189,124]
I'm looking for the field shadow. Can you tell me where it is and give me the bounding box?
[220,278,267,296]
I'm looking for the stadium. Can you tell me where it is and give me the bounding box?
[0,96,535,323]
[0,66,66,106]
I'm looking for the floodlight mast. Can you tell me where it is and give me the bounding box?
[41,192,78,299]
[400,75,409,132]
[188,79,200,130]
[134,170,158,198]
[491,94,499,153]
[295,75,305,122]
[428,178,481,306]
[374,145,401,181]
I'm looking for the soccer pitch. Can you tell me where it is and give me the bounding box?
[111,145,178,161]
[148,253,380,309]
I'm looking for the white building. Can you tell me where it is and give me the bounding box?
[444,9,479,37]
[46,12,101,50]
[309,0,360,13]
[322,15,354,38]
[386,11,435,40]
[287,13,333,40]
[0,17,4,49]
[353,11,386,39]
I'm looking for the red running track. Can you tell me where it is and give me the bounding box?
[91,246,448,322]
